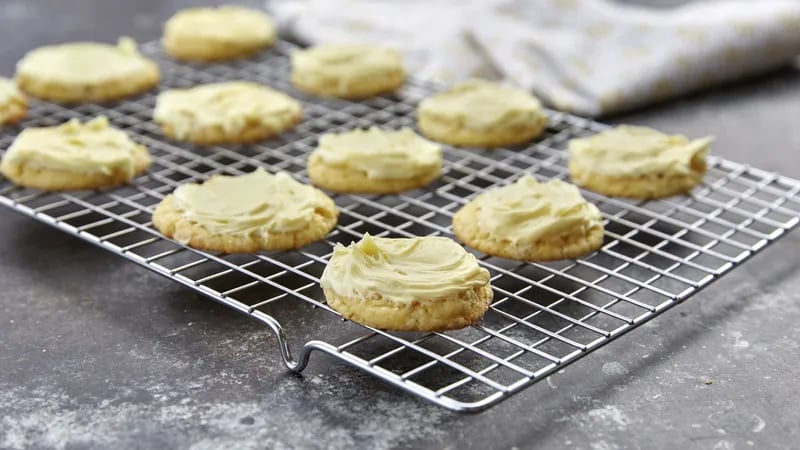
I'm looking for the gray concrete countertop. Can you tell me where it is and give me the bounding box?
[2,1,799,449]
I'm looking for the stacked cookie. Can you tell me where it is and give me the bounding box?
[0,5,716,333]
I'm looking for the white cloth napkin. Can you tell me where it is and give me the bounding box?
[268,0,800,116]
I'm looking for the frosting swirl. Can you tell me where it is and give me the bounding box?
[165,6,276,44]
[173,169,333,234]
[153,82,302,139]
[16,37,153,84]
[321,234,490,304]
[2,116,142,175]
[314,127,441,180]
[474,176,602,245]
[418,80,547,129]
[568,125,713,176]
[292,44,404,83]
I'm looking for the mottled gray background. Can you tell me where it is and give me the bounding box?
[1,1,800,449]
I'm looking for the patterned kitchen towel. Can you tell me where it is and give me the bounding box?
[268,0,800,116]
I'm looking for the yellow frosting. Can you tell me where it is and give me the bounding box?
[292,44,403,82]
[2,116,141,175]
[474,176,603,245]
[153,82,302,139]
[418,80,547,129]
[568,125,714,176]
[0,77,23,123]
[314,127,442,180]
[320,234,490,304]
[0,78,19,104]
[15,37,153,83]
[164,6,276,44]
[173,168,332,234]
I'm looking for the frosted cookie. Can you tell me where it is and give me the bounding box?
[568,125,713,199]
[453,176,604,261]
[417,80,548,149]
[0,116,151,191]
[15,38,159,103]
[163,6,277,62]
[308,127,442,194]
[291,44,405,99]
[320,234,493,332]
[153,81,302,145]
[0,78,27,126]
[152,168,338,253]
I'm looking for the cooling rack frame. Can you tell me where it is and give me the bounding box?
[1,40,799,412]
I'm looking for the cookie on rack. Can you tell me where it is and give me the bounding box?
[0,78,27,126]
[320,234,493,332]
[153,81,302,145]
[15,37,159,103]
[308,127,442,194]
[0,116,151,191]
[568,125,713,199]
[152,168,338,253]
[291,43,405,99]
[163,6,277,62]
[416,79,548,149]
[453,176,604,261]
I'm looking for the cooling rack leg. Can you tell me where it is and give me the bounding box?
[251,310,316,372]
[251,310,353,376]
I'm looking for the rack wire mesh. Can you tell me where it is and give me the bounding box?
[1,40,799,412]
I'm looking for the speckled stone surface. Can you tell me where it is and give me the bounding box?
[2,1,800,449]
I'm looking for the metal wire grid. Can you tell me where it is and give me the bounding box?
[1,40,799,412]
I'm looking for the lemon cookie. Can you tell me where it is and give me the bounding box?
[152,168,338,253]
[453,176,604,261]
[0,78,27,125]
[291,44,405,99]
[417,80,548,149]
[0,116,151,191]
[15,38,159,103]
[153,81,302,145]
[308,127,442,194]
[320,234,493,332]
[568,125,713,199]
[163,6,277,62]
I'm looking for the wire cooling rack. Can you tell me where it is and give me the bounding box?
[1,40,799,412]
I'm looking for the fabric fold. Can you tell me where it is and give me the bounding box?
[269,0,800,116]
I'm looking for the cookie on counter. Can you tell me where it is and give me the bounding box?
[320,234,493,332]
[152,168,338,253]
[291,44,405,99]
[0,116,151,191]
[417,80,548,149]
[163,6,277,62]
[15,38,159,103]
[0,78,27,126]
[153,81,302,145]
[453,176,604,261]
[308,127,442,194]
[568,125,713,199]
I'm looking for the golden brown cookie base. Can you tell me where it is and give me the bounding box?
[323,283,493,332]
[16,63,160,103]
[159,111,303,145]
[163,36,273,62]
[151,193,339,253]
[291,71,405,99]
[568,159,707,199]
[1,96,28,126]
[452,200,604,261]
[417,113,548,149]
[307,153,440,194]
[0,145,151,191]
